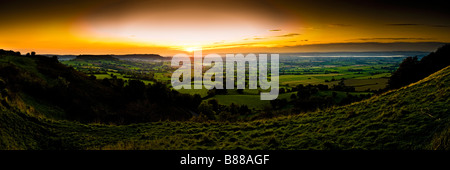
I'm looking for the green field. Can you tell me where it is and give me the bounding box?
[59,56,399,112]
[354,72,391,79]
[176,88,210,98]
[93,72,155,85]
[279,73,389,91]
[279,74,340,87]
[62,56,399,92]
[344,78,389,91]
[210,92,297,109]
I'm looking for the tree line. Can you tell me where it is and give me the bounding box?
[388,44,450,89]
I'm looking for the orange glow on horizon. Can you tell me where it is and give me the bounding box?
[0,0,449,55]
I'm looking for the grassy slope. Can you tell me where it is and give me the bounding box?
[1,57,449,150]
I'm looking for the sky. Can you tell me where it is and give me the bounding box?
[0,0,449,56]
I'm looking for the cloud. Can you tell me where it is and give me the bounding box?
[282,42,447,52]
[269,29,281,31]
[209,42,258,48]
[286,40,308,43]
[203,42,448,54]
[253,37,266,40]
[328,24,352,27]
[352,37,435,41]
[386,23,423,26]
[430,25,450,28]
[276,33,300,37]
[386,24,450,28]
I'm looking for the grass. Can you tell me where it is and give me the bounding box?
[279,74,340,87]
[278,74,389,91]
[210,92,296,109]
[93,72,155,85]
[344,78,388,91]
[354,73,391,79]
[211,95,267,109]
[93,74,111,80]
[18,93,66,120]
[176,88,210,98]
[1,65,449,149]
[316,91,372,103]
[1,55,449,150]
[0,55,44,80]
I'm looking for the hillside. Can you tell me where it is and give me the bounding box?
[0,53,202,125]
[74,54,168,61]
[113,54,168,60]
[0,53,449,150]
[76,55,119,60]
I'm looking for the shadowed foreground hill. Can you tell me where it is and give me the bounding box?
[0,53,200,125]
[1,58,449,150]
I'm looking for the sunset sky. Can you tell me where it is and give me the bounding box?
[0,0,449,56]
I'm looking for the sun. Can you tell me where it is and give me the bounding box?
[184,47,202,52]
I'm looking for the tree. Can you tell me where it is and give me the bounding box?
[229,103,239,115]
[270,98,287,110]
[207,89,216,97]
[208,99,219,111]
[279,88,286,94]
[388,44,450,89]
[198,101,215,120]
[218,111,236,122]
[238,105,251,115]
[89,75,96,80]
[236,89,244,94]
[388,56,420,89]
[290,93,297,100]
[124,79,146,100]
[297,89,311,99]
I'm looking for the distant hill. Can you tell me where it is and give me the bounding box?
[1,49,449,150]
[75,55,118,60]
[278,51,430,58]
[113,54,168,60]
[72,54,168,61]
[53,55,76,61]
[44,54,167,61]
